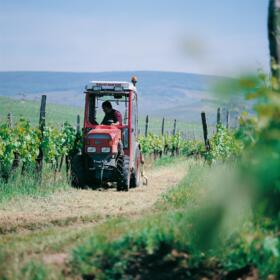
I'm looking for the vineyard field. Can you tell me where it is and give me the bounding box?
[0,72,279,279]
[0,0,279,278]
[0,119,201,179]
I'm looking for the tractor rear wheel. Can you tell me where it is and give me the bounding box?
[130,149,141,188]
[116,155,130,191]
[130,165,140,188]
[70,154,87,189]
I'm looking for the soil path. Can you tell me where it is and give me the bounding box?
[0,161,188,234]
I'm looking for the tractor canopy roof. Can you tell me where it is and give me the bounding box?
[85,81,137,94]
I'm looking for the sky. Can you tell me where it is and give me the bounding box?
[0,0,269,76]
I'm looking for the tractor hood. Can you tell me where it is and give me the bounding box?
[85,125,122,155]
[87,125,121,141]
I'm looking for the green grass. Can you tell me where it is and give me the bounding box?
[0,166,70,204]
[153,155,184,167]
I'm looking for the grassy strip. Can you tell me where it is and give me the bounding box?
[0,155,181,205]
[153,155,182,167]
[0,156,186,279]
[2,158,278,279]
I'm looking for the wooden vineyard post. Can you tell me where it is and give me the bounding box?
[39,95,47,131]
[7,112,12,128]
[58,154,64,173]
[145,115,149,137]
[268,0,280,85]
[171,119,177,156]
[201,112,210,152]
[161,117,165,136]
[158,117,164,158]
[36,95,47,177]
[217,108,221,125]
[76,114,81,134]
[216,107,221,132]
[7,112,19,172]
[172,119,177,136]
[226,110,230,129]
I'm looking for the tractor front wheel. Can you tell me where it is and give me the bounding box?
[116,155,130,191]
[70,154,87,189]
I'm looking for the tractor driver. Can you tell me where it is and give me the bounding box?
[101,100,122,126]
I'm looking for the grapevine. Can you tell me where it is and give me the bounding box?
[0,119,78,177]
[0,117,243,180]
[139,132,205,157]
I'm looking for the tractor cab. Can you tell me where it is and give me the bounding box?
[84,80,138,158]
[70,78,142,191]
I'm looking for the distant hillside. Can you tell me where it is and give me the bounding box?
[0,71,241,124]
[0,96,82,126]
[0,96,211,138]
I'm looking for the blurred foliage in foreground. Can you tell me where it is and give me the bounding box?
[237,73,280,219]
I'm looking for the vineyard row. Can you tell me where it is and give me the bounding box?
[0,96,238,180]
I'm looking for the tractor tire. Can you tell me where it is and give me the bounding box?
[116,155,130,191]
[130,165,140,188]
[130,148,141,188]
[70,154,87,189]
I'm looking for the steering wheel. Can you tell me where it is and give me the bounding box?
[107,119,114,125]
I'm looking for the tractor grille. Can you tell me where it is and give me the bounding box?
[87,154,116,170]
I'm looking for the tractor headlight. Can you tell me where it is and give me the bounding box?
[87,147,96,153]
[101,147,110,153]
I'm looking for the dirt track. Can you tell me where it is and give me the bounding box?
[0,161,188,234]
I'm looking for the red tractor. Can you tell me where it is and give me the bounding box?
[70,77,143,191]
